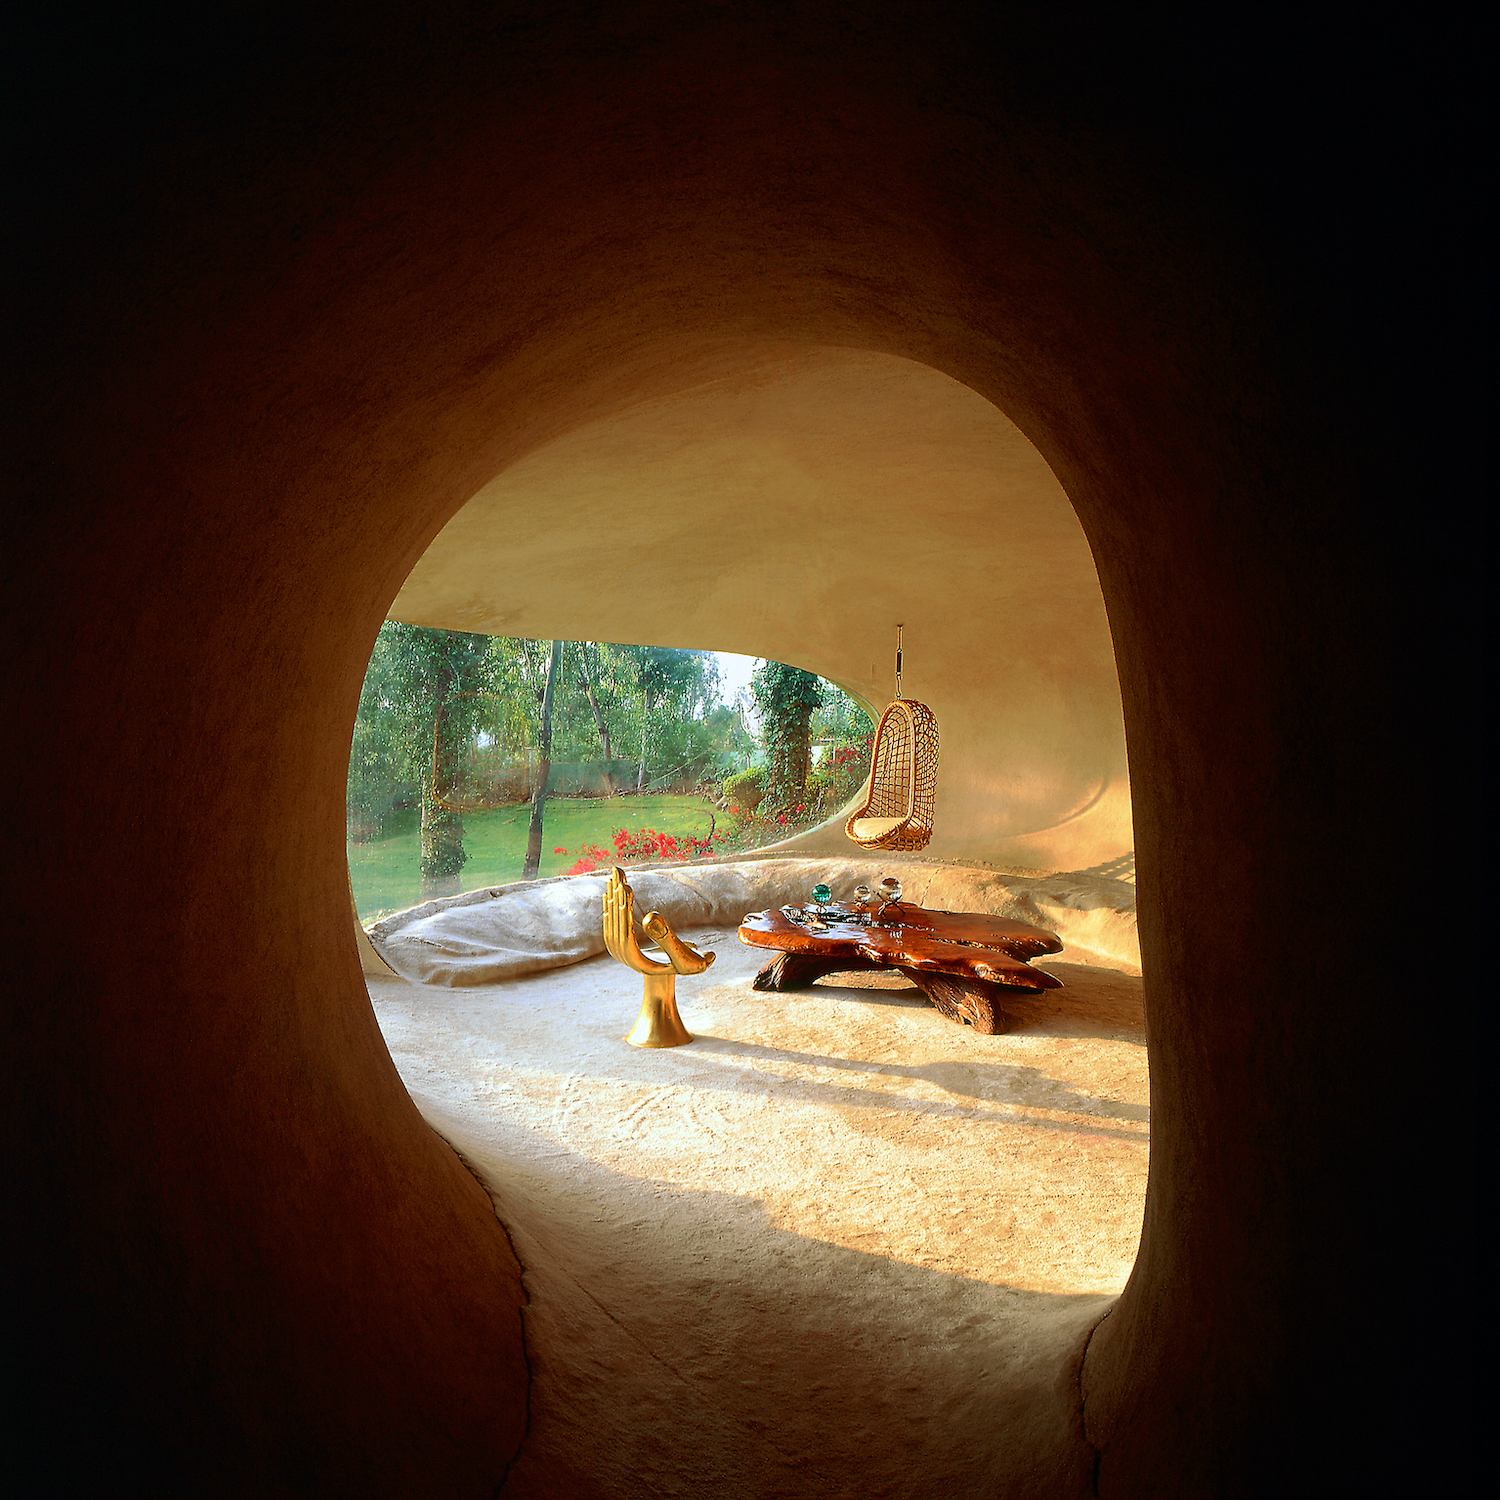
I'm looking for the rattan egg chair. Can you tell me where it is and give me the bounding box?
[845,697,939,852]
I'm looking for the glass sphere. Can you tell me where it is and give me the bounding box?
[853,884,872,903]
[877,877,902,903]
[811,883,832,907]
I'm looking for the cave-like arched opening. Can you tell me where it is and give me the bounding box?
[347,347,1150,1494]
[9,9,1418,1495]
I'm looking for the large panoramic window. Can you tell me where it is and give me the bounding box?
[347,626,873,923]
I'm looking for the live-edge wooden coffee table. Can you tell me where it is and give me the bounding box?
[737,898,1063,1035]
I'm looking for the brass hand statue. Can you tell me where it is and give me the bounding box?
[641,910,715,976]
[604,866,715,1047]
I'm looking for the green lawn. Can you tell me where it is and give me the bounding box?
[348,794,721,922]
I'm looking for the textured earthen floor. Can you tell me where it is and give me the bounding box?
[369,932,1147,1498]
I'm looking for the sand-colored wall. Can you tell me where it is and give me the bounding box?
[389,348,1132,872]
[5,8,1432,1497]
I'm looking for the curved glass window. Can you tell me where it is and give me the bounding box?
[348,627,871,923]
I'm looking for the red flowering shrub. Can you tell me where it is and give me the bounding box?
[559,789,841,874]
[563,843,612,874]
[562,825,724,875]
[710,796,826,854]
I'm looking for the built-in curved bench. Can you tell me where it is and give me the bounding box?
[365,856,1140,987]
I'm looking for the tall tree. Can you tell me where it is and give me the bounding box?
[750,660,825,814]
[521,638,563,880]
[575,641,613,760]
[618,645,721,792]
[347,629,417,840]
[369,623,493,897]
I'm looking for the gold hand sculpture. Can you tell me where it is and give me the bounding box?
[603,866,715,1047]
[641,910,715,976]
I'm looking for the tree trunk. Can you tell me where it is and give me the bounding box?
[420,685,465,897]
[577,645,612,759]
[750,662,822,815]
[636,685,652,794]
[767,703,814,813]
[522,638,563,880]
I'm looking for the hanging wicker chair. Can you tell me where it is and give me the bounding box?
[845,697,939,852]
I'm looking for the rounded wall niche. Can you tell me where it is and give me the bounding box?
[384,346,1131,876]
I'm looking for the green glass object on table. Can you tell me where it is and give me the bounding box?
[810,883,832,909]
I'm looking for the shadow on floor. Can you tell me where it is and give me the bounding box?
[681,1036,1148,1139]
[425,1111,1114,1500]
[812,957,1145,1042]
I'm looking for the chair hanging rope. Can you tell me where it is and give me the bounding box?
[846,626,940,852]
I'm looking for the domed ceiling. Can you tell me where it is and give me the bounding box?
[388,347,1130,871]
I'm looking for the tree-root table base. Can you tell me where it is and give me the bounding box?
[750,951,1030,1034]
[739,900,1064,1036]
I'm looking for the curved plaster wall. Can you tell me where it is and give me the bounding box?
[6,7,1434,1498]
[389,348,1130,871]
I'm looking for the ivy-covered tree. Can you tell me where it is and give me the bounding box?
[749,660,825,814]
[353,623,493,896]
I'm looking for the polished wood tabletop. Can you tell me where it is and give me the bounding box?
[737,899,1063,1034]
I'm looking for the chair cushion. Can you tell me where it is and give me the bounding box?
[850,816,906,841]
